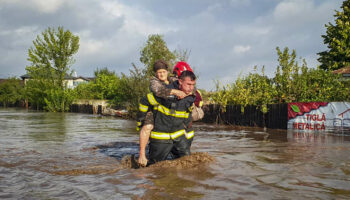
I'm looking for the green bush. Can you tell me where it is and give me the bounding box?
[211,47,350,113]
[24,78,77,112]
[44,87,76,112]
[74,65,149,118]
[0,78,24,107]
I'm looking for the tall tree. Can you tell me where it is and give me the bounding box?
[140,34,176,76]
[25,27,79,111]
[26,26,80,87]
[318,0,350,70]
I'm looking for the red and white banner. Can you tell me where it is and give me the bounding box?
[288,102,350,131]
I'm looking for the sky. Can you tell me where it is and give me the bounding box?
[0,0,344,90]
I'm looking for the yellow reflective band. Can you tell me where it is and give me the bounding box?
[147,93,159,106]
[150,132,171,140]
[137,121,141,126]
[199,101,203,107]
[171,129,186,138]
[139,104,148,112]
[136,127,140,131]
[185,131,194,139]
[188,105,193,112]
[155,104,189,118]
[150,129,186,140]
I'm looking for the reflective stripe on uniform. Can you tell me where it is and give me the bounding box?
[185,130,194,139]
[154,104,189,118]
[196,90,203,107]
[147,93,159,106]
[150,129,186,140]
[139,104,148,112]
[136,121,142,131]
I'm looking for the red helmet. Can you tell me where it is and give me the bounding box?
[173,61,193,77]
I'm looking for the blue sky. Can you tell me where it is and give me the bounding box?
[0,0,343,90]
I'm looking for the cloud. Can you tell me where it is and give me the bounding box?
[0,0,344,90]
[1,0,66,13]
[232,45,251,54]
[229,0,251,7]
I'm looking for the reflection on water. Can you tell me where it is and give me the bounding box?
[28,112,67,142]
[1,108,350,199]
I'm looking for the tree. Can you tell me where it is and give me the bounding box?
[94,67,116,77]
[318,0,350,70]
[92,68,121,100]
[274,47,302,102]
[116,64,149,117]
[25,27,79,111]
[26,26,79,87]
[140,34,176,77]
[0,78,23,107]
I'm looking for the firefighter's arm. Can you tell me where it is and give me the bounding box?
[138,124,151,167]
[137,95,153,167]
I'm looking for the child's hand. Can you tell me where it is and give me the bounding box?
[173,89,187,99]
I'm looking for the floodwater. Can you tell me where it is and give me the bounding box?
[1,108,350,200]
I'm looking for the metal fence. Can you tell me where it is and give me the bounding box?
[202,104,288,129]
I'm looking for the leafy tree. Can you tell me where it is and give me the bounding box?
[23,79,48,110]
[75,68,122,100]
[274,47,303,102]
[94,67,116,77]
[116,64,149,117]
[318,0,350,70]
[25,26,79,111]
[26,26,79,87]
[296,68,349,102]
[243,67,275,113]
[0,78,24,107]
[92,69,121,100]
[140,34,176,76]
[73,82,95,100]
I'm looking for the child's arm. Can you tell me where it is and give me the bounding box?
[150,76,187,99]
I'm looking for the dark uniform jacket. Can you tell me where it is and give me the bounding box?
[137,91,196,143]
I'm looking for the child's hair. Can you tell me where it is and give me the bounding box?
[153,60,168,72]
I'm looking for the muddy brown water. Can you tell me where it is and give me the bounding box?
[1,108,350,199]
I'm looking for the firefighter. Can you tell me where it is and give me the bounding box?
[137,71,197,166]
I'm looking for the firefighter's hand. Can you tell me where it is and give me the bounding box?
[138,155,148,167]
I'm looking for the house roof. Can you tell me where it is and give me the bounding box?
[20,74,31,79]
[0,78,24,85]
[20,74,78,80]
[332,66,350,74]
[73,76,94,81]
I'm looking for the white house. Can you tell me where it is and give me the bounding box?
[20,74,93,89]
